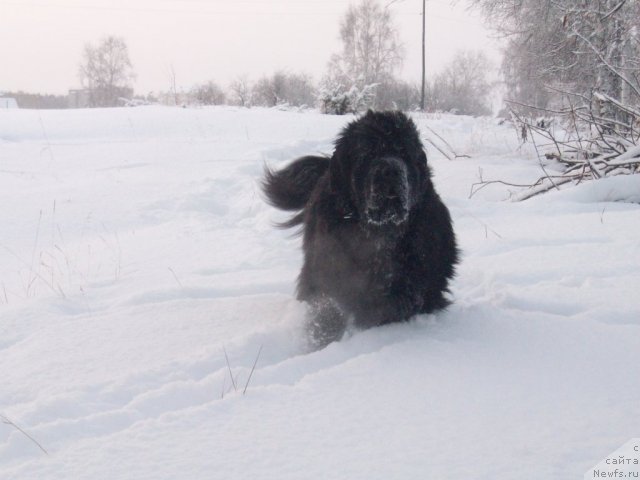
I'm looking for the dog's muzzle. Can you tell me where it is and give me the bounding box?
[364,157,410,226]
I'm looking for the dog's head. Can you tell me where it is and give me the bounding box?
[330,111,431,229]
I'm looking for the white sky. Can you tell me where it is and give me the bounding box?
[0,0,501,95]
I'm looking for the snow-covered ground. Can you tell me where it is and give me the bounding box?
[1,106,639,479]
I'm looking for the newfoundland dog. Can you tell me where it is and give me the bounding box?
[263,110,458,348]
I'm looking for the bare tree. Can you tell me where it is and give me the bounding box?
[375,79,421,111]
[280,72,316,107]
[252,75,280,107]
[252,71,316,107]
[190,81,226,106]
[430,50,493,115]
[78,36,135,107]
[335,0,403,86]
[168,64,179,106]
[229,75,252,107]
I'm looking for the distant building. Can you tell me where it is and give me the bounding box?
[68,89,90,109]
[0,97,19,109]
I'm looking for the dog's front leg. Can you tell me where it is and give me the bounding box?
[355,284,422,328]
[305,296,348,350]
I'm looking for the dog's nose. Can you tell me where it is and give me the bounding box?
[372,158,405,199]
[377,175,399,199]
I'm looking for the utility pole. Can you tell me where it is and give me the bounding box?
[420,0,426,110]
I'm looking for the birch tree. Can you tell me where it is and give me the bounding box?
[321,0,404,112]
[79,36,135,107]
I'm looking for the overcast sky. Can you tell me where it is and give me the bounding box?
[0,0,501,95]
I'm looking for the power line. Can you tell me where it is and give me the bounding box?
[0,0,458,17]
[0,1,345,15]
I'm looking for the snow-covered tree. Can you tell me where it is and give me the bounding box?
[471,0,640,119]
[321,0,404,112]
[470,0,640,197]
[318,81,377,115]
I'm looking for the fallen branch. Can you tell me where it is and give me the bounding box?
[515,176,576,201]
[422,125,470,160]
[469,179,540,198]
[424,136,453,161]
[475,96,639,201]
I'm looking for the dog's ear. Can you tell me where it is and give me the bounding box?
[417,149,435,192]
[419,150,430,176]
[328,149,346,194]
[327,149,358,219]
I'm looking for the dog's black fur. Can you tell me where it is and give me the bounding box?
[263,110,458,348]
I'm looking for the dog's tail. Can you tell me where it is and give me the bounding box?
[262,155,329,228]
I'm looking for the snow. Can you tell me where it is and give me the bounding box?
[1,106,639,479]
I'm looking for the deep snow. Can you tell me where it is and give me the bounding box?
[1,106,639,479]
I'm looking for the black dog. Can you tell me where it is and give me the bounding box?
[263,111,458,348]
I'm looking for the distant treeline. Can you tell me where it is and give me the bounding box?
[4,91,68,109]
